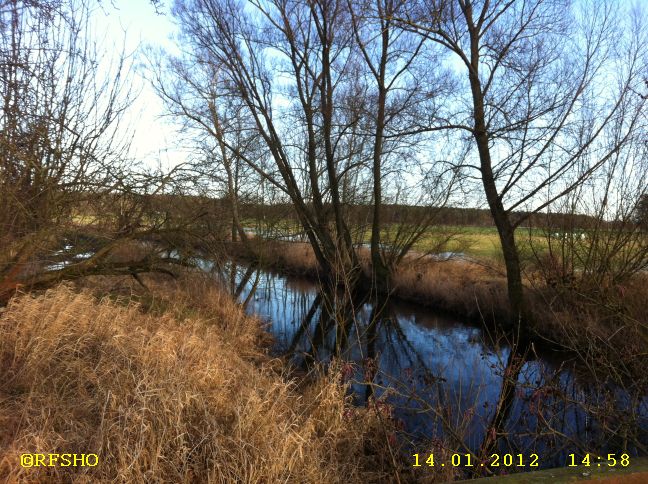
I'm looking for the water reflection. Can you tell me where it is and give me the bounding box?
[218,261,647,469]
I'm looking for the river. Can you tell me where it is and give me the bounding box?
[212,260,646,470]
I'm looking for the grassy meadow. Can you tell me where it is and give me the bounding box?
[246,218,550,261]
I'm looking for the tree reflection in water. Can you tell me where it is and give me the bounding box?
[217,262,647,469]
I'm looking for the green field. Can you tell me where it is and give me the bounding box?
[244,218,552,262]
[411,226,550,260]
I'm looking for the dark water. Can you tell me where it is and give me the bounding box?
[213,261,647,470]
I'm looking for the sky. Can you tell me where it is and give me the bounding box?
[94,0,646,216]
[97,0,185,170]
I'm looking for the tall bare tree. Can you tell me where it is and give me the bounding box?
[348,0,455,290]
[168,0,456,291]
[170,0,365,284]
[394,0,648,322]
[149,52,261,248]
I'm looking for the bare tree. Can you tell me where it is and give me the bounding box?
[149,50,262,249]
[393,0,648,322]
[348,0,457,290]
[0,0,196,303]
[167,0,457,292]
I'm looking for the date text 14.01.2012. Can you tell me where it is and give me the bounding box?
[412,453,538,468]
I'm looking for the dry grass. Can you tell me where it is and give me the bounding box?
[0,276,424,483]
[530,271,648,379]
[393,257,510,322]
[236,240,511,322]
[247,240,319,277]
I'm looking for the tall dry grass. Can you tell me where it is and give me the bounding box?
[393,258,510,322]
[232,240,511,322]
[245,240,319,277]
[0,279,420,483]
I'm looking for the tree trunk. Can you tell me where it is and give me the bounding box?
[370,21,391,294]
[466,14,527,324]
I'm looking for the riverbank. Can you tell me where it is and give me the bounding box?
[0,272,450,483]
[227,239,648,380]
[228,239,511,320]
[457,456,648,484]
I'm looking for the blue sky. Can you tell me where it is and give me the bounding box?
[96,0,646,216]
